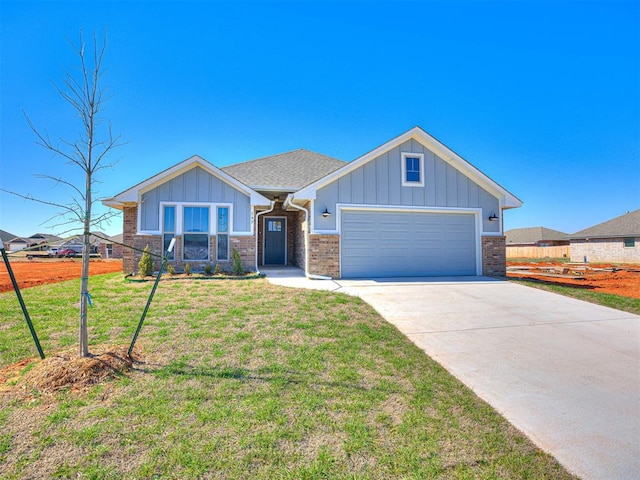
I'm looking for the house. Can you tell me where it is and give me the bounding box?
[505,226,570,259]
[57,232,120,256]
[98,233,124,259]
[0,229,17,245]
[103,126,522,278]
[5,233,61,252]
[569,209,640,263]
[505,227,569,247]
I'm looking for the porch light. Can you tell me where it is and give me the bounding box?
[322,207,331,218]
[488,211,498,222]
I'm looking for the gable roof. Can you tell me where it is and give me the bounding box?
[221,149,346,192]
[505,227,569,245]
[103,155,270,208]
[0,229,18,243]
[292,126,523,208]
[570,209,640,239]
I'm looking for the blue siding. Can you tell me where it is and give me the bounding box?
[140,166,251,232]
[315,139,500,231]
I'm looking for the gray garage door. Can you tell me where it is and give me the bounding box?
[341,210,477,278]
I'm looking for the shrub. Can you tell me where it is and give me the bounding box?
[214,263,222,275]
[231,248,243,275]
[184,263,192,275]
[204,263,213,275]
[138,245,154,277]
[167,264,175,275]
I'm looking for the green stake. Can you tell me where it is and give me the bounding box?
[0,240,45,359]
[128,238,175,356]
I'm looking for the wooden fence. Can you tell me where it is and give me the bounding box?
[506,245,570,259]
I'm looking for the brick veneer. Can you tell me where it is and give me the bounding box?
[308,234,340,278]
[482,235,506,277]
[257,201,301,267]
[570,237,640,263]
[122,205,138,274]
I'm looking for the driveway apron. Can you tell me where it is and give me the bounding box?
[336,277,640,480]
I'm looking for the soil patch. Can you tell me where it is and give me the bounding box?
[0,259,122,293]
[0,345,140,398]
[507,261,640,299]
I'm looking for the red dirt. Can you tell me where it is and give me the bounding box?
[507,261,640,299]
[0,259,123,293]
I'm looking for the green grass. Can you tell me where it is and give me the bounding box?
[0,274,577,479]
[510,278,640,315]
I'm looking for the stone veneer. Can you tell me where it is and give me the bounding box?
[308,234,340,278]
[482,235,506,277]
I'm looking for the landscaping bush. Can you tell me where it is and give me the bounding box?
[231,248,243,275]
[138,245,154,277]
[204,263,213,275]
[184,263,192,276]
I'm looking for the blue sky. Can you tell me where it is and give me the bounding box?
[1,0,639,238]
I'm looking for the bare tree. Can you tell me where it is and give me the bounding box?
[5,31,121,357]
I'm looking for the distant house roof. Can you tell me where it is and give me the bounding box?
[221,149,346,192]
[0,229,17,243]
[29,233,62,243]
[570,209,640,239]
[505,227,569,245]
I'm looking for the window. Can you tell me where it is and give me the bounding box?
[268,220,283,232]
[217,206,229,261]
[624,237,635,248]
[401,152,424,187]
[183,206,209,260]
[163,205,176,260]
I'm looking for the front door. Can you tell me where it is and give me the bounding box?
[264,217,286,265]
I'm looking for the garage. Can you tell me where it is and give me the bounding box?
[340,210,478,278]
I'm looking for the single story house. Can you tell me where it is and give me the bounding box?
[505,227,569,247]
[569,209,640,263]
[98,233,124,259]
[0,229,17,245]
[103,126,522,278]
[5,233,61,252]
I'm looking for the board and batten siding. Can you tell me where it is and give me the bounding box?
[140,166,252,232]
[314,139,500,232]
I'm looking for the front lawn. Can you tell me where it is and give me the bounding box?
[0,274,576,479]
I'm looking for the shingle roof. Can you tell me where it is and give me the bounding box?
[221,149,346,191]
[570,209,640,239]
[0,229,18,243]
[505,227,569,245]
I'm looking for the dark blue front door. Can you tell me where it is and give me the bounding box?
[264,217,286,265]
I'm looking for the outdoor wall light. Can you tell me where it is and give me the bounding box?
[322,207,331,218]
[488,211,498,222]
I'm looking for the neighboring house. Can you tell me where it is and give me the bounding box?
[505,226,570,259]
[569,209,640,263]
[0,229,17,245]
[505,227,569,247]
[103,126,522,278]
[59,232,117,255]
[6,233,61,252]
[98,233,124,259]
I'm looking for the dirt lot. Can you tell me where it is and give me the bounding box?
[507,261,640,299]
[0,259,123,293]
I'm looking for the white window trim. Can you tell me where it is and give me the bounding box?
[401,152,425,187]
[216,205,231,261]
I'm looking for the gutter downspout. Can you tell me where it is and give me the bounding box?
[285,196,332,280]
[255,201,275,275]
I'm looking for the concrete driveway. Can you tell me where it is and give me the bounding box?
[265,269,640,480]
